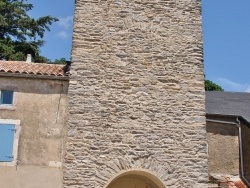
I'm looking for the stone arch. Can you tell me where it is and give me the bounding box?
[104,169,166,188]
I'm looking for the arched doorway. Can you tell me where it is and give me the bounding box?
[106,170,165,188]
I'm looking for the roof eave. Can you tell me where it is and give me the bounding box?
[0,72,69,81]
[206,113,250,126]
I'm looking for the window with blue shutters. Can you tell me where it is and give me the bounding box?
[0,119,21,165]
[0,124,15,162]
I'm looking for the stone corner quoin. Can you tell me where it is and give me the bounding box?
[64,0,207,188]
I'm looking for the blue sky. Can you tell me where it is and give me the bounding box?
[27,0,250,92]
[27,0,74,61]
[202,0,250,92]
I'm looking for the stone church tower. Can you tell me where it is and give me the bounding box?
[64,0,207,187]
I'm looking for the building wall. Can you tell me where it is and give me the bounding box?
[206,120,239,175]
[64,0,207,187]
[0,76,68,188]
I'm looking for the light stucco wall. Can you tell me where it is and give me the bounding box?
[64,0,207,188]
[0,76,68,188]
[0,166,62,188]
[206,120,239,175]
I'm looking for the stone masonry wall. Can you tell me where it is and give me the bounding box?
[64,0,207,187]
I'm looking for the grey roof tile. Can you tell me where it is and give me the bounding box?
[206,91,250,122]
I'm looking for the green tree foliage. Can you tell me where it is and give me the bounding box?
[205,79,224,91]
[0,0,58,62]
[54,58,67,64]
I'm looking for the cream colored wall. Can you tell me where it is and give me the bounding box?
[206,120,239,175]
[0,166,62,188]
[0,76,68,188]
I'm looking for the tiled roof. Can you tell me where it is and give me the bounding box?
[0,61,67,77]
[206,91,250,122]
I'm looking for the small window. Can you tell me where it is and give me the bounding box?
[0,119,21,165]
[1,90,14,105]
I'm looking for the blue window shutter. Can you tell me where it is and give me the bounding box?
[0,124,15,162]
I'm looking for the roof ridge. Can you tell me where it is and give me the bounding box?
[0,60,65,66]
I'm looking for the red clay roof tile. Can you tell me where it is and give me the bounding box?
[0,61,67,77]
[234,180,248,188]
[219,177,247,188]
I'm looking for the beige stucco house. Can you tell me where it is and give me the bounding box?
[0,61,69,188]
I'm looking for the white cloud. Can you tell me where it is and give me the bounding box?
[245,87,250,93]
[55,15,73,39]
[57,16,73,29]
[57,31,70,39]
[217,77,250,93]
